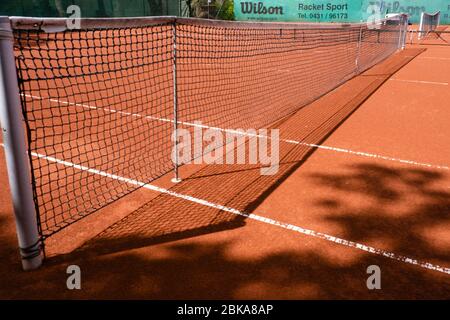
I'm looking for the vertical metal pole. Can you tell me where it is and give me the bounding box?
[397,15,404,50]
[0,17,42,270]
[355,24,363,74]
[402,15,408,49]
[171,21,181,183]
[418,12,424,40]
[207,0,210,19]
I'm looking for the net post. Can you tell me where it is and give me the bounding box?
[0,17,43,270]
[397,14,404,50]
[171,21,181,184]
[402,15,408,49]
[355,24,363,74]
[398,14,408,50]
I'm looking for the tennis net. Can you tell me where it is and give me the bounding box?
[3,15,408,241]
[418,11,441,39]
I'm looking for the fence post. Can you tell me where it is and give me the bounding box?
[418,12,424,40]
[0,16,42,270]
[171,20,181,183]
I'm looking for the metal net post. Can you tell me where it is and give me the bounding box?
[355,24,363,74]
[0,16,42,270]
[171,21,181,183]
[402,15,408,49]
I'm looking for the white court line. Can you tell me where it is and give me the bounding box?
[23,94,450,171]
[24,94,173,124]
[389,78,449,86]
[1,143,448,275]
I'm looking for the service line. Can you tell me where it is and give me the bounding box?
[22,94,450,172]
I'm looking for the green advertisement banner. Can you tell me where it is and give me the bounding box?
[362,0,450,23]
[234,0,450,24]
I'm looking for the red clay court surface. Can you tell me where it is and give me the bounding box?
[1,28,450,299]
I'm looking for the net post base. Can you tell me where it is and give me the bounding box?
[171,177,182,183]
[21,252,43,271]
[19,241,43,271]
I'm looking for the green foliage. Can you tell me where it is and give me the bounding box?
[0,0,234,20]
[190,0,234,20]
[216,0,234,20]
